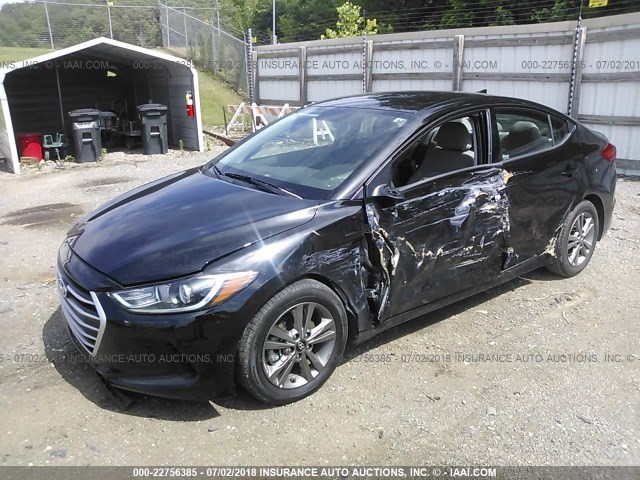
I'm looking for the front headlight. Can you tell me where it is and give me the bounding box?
[109,271,258,313]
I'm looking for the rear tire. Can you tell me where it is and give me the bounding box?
[547,200,599,277]
[237,279,347,405]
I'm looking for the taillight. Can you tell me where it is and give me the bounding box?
[601,143,616,163]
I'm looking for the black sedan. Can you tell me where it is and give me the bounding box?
[56,91,616,404]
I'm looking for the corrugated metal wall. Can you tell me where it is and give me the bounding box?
[130,68,198,150]
[461,30,574,112]
[254,12,640,170]
[577,19,640,171]
[307,46,364,101]
[4,61,125,141]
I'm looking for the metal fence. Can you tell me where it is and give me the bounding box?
[253,12,640,172]
[0,1,160,49]
[159,4,251,97]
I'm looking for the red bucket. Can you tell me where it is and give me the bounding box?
[17,133,43,161]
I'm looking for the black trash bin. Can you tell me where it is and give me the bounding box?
[137,104,168,155]
[68,109,102,162]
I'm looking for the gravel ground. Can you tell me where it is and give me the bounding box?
[0,152,638,467]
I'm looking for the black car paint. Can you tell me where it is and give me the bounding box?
[59,201,369,400]
[57,91,616,400]
[367,168,510,321]
[68,168,319,285]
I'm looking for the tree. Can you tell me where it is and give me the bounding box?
[531,1,570,23]
[322,2,378,39]
[492,6,515,26]
[439,0,472,29]
[278,0,343,43]
[224,0,271,32]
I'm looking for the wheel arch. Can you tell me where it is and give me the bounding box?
[301,273,361,344]
[583,193,605,240]
[243,271,362,346]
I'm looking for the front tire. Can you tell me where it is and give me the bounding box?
[547,200,599,277]
[237,279,347,405]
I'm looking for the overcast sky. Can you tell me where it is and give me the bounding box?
[0,0,26,6]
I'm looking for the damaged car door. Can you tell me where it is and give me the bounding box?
[492,108,580,266]
[364,112,509,321]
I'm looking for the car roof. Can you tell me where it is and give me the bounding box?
[313,91,557,116]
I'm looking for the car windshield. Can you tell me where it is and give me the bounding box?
[209,106,413,199]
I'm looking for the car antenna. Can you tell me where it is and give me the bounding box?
[477,89,488,93]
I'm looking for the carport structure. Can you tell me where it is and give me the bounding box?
[0,37,203,174]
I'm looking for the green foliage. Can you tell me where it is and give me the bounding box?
[440,0,473,29]
[223,0,271,32]
[196,70,245,127]
[322,2,378,39]
[531,1,570,23]
[278,0,343,42]
[492,6,515,26]
[0,47,52,63]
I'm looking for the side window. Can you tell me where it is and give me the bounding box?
[496,110,553,161]
[392,115,479,187]
[551,115,571,145]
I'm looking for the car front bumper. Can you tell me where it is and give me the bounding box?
[64,320,238,401]
[56,248,247,401]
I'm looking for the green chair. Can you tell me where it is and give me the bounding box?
[42,133,66,161]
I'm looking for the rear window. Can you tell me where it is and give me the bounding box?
[495,109,553,160]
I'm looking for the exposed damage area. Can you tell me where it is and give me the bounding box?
[363,168,515,323]
[300,242,368,317]
[363,205,398,320]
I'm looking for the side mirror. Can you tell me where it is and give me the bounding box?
[370,184,405,202]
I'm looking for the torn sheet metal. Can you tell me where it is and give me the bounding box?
[364,168,512,321]
[543,232,558,257]
[364,203,398,321]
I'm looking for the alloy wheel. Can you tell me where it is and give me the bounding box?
[567,211,596,267]
[262,302,337,389]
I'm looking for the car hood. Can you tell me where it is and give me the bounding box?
[69,168,319,285]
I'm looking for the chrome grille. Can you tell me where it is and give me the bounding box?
[56,267,106,356]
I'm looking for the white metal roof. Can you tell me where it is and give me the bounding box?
[0,37,197,82]
[0,37,203,173]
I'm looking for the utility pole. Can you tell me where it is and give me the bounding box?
[272,0,277,44]
[567,0,586,117]
[43,0,54,49]
[183,4,188,47]
[106,0,114,39]
[246,28,255,103]
[361,9,366,94]
[215,0,221,36]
